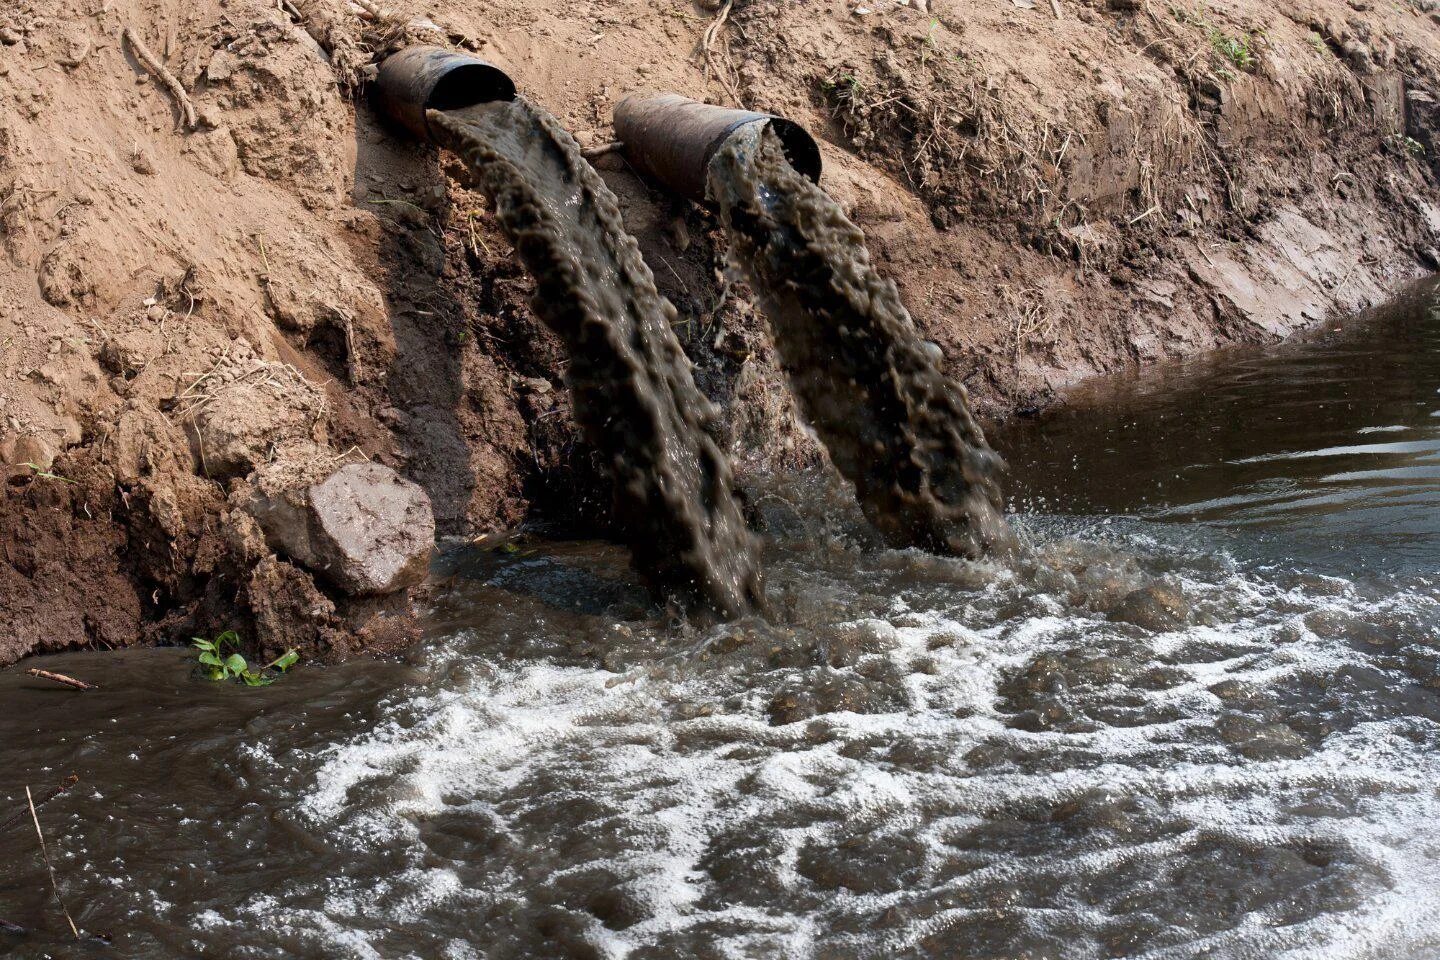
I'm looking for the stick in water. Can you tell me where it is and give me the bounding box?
[0,776,78,836]
[25,669,97,692]
[26,786,79,941]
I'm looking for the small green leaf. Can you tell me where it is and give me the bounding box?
[216,630,241,649]
[272,650,299,672]
[224,653,249,676]
[198,652,224,667]
[193,638,216,652]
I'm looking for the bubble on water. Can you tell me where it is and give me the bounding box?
[216,518,1440,959]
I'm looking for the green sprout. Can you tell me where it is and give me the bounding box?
[21,463,75,484]
[193,631,299,687]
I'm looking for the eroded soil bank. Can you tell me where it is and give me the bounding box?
[3,0,1440,663]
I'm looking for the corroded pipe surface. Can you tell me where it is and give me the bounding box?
[613,93,821,205]
[372,45,516,144]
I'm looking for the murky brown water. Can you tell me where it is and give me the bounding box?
[710,124,1008,559]
[3,283,1440,958]
[428,99,762,618]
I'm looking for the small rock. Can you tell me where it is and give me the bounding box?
[12,434,56,470]
[189,368,327,478]
[0,27,22,45]
[1110,581,1191,631]
[1341,39,1373,73]
[206,50,238,83]
[131,146,157,176]
[246,460,435,595]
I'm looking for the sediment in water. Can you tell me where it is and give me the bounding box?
[709,125,1010,558]
[427,100,762,617]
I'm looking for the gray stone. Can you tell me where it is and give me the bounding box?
[247,459,434,595]
[1110,581,1192,631]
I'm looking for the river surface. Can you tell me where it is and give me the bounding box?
[2,280,1439,959]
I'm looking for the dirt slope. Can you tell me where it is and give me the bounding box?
[2,0,1439,664]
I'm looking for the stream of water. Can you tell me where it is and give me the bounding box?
[2,282,1438,959]
[427,98,762,618]
[710,124,1008,559]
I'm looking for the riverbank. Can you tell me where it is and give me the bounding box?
[3,0,1439,665]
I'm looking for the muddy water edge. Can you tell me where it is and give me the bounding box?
[426,98,762,618]
[3,237,1440,955]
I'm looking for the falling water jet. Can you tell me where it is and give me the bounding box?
[615,94,1011,558]
[374,50,763,618]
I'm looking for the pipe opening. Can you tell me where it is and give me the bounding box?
[427,63,517,112]
[373,47,517,145]
[765,118,823,186]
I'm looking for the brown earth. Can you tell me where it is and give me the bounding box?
[2,0,1439,665]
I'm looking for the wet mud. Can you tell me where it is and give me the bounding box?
[709,124,1009,558]
[427,100,762,617]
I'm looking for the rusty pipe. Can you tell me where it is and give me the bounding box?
[372,45,516,144]
[613,94,822,206]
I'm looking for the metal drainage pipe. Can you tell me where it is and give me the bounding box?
[612,93,822,206]
[372,45,517,145]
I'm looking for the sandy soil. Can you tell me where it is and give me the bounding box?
[2,0,1438,664]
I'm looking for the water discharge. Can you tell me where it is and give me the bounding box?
[3,171,1440,959]
[708,124,1010,559]
[426,98,763,618]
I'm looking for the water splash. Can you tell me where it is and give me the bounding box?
[427,100,762,617]
[708,123,1009,559]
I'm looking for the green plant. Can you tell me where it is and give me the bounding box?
[21,463,75,484]
[1386,134,1426,158]
[920,18,941,66]
[193,631,299,686]
[1307,32,1331,55]
[1172,4,1258,73]
[1208,26,1256,71]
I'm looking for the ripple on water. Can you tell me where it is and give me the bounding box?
[218,520,1440,960]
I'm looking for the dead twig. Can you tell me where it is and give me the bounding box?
[24,669,97,692]
[27,785,79,941]
[700,0,745,108]
[581,141,625,161]
[123,27,197,131]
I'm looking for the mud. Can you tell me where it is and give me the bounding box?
[711,124,1008,558]
[426,99,762,617]
[4,0,1440,663]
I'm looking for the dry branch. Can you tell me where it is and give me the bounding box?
[25,669,97,692]
[700,0,745,109]
[27,786,79,941]
[123,27,197,131]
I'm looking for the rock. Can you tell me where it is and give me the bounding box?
[1110,581,1191,631]
[12,434,55,470]
[131,146,157,176]
[246,459,435,595]
[206,50,238,83]
[100,329,160,377]
[188,363,327,478]
[1341,39,1373,73]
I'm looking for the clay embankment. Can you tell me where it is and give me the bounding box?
[3,0,1440,664]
